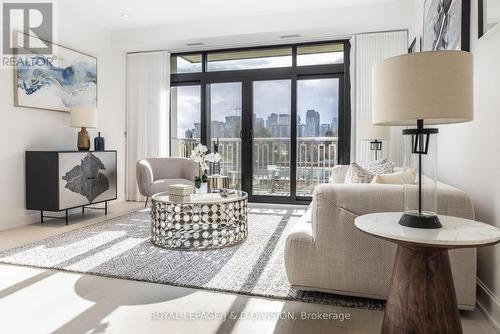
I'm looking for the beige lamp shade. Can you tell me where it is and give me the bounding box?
[372,51,473,126]
[70,106,97,128]
[358,119,391,140]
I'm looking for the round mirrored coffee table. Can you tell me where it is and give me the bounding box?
[150,191,248,250]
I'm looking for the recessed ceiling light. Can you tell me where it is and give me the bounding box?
[122,13,129,18]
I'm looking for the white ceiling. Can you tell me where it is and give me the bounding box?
[60,0,399,31]
[57,0,413,52]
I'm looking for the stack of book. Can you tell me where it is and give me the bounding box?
[168,184,194,202]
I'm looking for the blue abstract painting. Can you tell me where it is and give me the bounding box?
[15,35,97,112]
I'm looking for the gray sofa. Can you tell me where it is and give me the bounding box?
[284,165,477,310]
[136,157,199,206]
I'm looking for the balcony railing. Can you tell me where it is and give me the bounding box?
[171,137,338,196]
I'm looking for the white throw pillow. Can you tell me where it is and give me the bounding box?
[345,159,391,182]
[345,161,395,184]
[371,169,417,185]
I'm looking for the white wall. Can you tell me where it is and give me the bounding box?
[0,3,126,230]
[412,0,500,326]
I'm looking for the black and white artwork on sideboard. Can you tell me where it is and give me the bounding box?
[59,152,116,208]
[423,0,470,51]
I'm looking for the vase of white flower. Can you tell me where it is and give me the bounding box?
[190,144,211,193]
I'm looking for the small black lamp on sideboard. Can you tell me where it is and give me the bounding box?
[26,150,117,225]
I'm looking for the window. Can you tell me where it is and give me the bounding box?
[170,85,201,157]
[207,47,292,71]
[171,54,202,74]
[297,43,344,66]
[170,41,350,203]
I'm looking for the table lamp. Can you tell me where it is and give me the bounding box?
[372,51,473,229]
[70,106,97,151]
[358,119,391,160]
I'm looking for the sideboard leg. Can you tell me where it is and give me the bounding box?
[82,206,85,215]
[144,197,149,208]
[65,210,69,226]
[40,211,43,224]
[105,201,108,215]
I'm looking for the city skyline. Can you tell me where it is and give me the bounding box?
[185,110,338,139]
[173,78,339,139]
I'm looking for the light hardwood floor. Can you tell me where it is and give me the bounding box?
[0,201,496,334]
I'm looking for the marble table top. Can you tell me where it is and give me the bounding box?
[355,212,500,248]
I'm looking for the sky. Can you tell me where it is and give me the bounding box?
[172,54,341,138]
[210,82,242,122]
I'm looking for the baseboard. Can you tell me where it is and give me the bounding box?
[477,278,500,333]
[0,199,127,232]
[0,211,40,231]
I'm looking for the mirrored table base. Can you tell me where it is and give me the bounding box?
[150,197,248,250]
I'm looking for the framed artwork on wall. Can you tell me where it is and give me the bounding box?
[14,32,97,112]
[479,0,500,39]
[422,0,471,51]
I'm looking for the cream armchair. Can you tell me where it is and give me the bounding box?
[136,158,198,206]
[284,165,477,310]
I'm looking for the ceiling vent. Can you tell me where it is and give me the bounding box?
[280,34,301,39]
[186,42,204,46]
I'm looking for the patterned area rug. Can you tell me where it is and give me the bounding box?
[0,207,384,310]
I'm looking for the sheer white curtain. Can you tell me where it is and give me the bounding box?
[352,31,407,165]
[126,51,170,201]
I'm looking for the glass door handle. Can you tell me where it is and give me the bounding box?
[240,128,249,141]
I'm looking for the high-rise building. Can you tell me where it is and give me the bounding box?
[306,110,320,137]
[278,114,290,137]
[211,121,225,138]
[255,117,265,130]
[320,124,331,136]
[298,124,305,137]
[194,123,201,139]
[297,115,305,137]
[331,117,338,137]
[225,116,241,138]
[267,113,279,137]
[267,113,278,127]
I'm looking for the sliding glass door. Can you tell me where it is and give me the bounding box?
[206,82,242,189]
[170,41,351,204]
[296,78,340,196]
[251,79,292,199]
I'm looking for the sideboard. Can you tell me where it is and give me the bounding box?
[26,151,117,224]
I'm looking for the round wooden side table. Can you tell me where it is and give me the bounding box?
[355,212,500,334]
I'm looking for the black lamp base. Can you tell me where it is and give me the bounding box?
[399,213,442,229]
